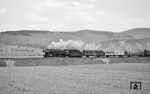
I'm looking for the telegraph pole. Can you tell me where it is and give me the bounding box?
[8,46,10,62]
[3,39,4,57]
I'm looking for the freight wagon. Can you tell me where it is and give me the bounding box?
[104,51,125,57]
[125,51,145,57]
[83,50,105,57]
[144,50,150,57]
[65,49,83,57]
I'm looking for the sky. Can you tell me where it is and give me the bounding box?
[0,0,149,32]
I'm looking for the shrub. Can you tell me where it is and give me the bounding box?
[0,61,7,67]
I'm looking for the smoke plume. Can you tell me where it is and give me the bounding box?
[47,39,150,51]
[47,39,84,50]
[47,39,101,50]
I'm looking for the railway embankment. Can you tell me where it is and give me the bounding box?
[0,57,150,67]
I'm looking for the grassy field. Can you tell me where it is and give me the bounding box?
[0,63,150,94]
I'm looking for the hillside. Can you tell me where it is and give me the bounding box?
[121,28,150,39]
[0,29,135,48]
[100,38,150,51]
[0,28,150,57]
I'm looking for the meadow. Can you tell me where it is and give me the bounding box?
[0,63,150,94]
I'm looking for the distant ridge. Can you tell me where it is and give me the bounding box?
[0,28,150,47]
[0,28,150,57]
[121,28,150,39]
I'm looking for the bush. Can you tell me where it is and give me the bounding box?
[0,61,7,67]
[5,60,16,67]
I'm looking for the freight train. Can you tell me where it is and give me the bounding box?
[43,49,150,58]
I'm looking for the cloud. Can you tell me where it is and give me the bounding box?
[21,0,99,31]
[28,13,48,24]
[0,0,149,31]
[25,0,150,31]
[34,0,67,11]
[24,23,67,31]
[0,9,7,15]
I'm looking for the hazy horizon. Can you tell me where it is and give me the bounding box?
[0,28,150,33]
[0,0,149,32]
[0,27,150,33]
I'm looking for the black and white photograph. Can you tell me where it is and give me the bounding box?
[0,0,150,94]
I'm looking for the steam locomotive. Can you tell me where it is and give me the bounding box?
[43,49,150,58]
[43,49,83,57]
